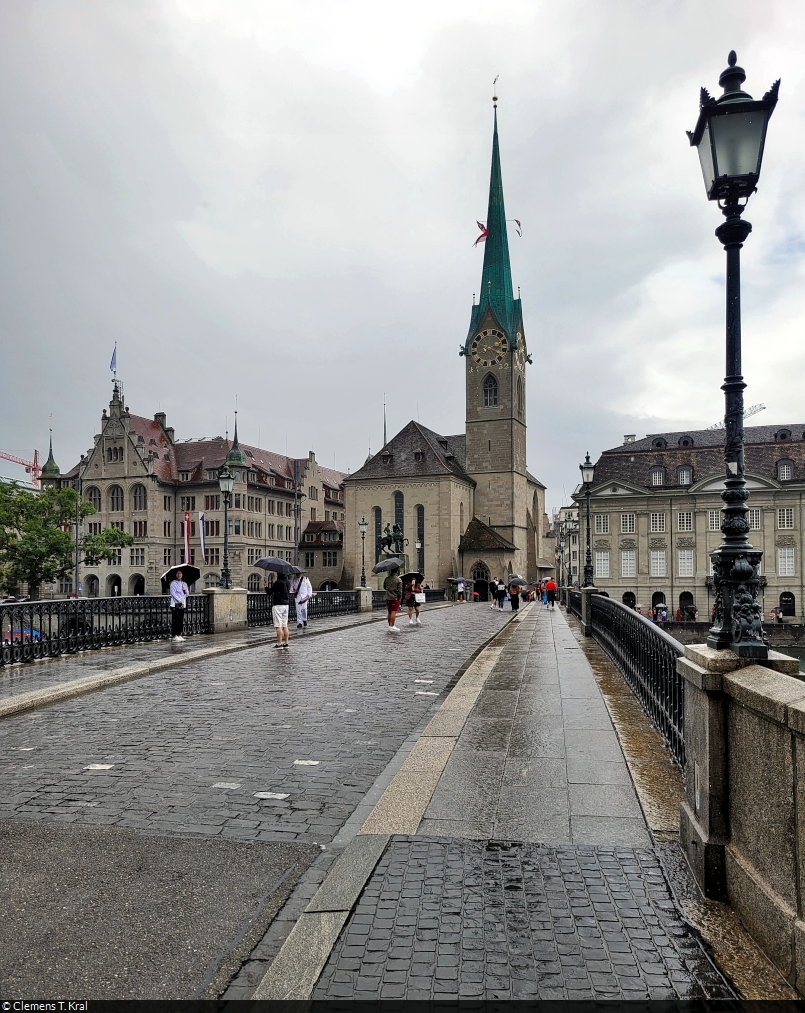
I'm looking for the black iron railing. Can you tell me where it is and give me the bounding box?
[371,588,446,609]
[247,590,359,627]
[568,590,581,620]
[0,594,210,668]
[372,591,387,610]
[589,594,685,767]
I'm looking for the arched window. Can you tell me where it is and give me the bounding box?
[108,485,124,512]
[516,376,524,415]
[132,484,147,511]
[394,491,404,532]
[373,506,382,562]
[85,486,101,512]
[622,591,636,609]
[460,502,465,535]
[471,561,490,582]
[777,460,793,482]
[246,573,261,591]
[416,504,424,573]
[780,591,796,617]
[483,374,498,408]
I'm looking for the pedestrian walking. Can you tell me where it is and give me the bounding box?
[405,576,423,625]
[496,579,507,610]
[508,580,520,611]
[456,578,465,602]
[266,573,291,648]
[293,573,313,629]
[169,570,189,641]
[546,578,557,609]
[384,566,403,632]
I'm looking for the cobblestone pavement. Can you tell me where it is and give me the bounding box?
[313,837,732,1000]
[0,604,507,844]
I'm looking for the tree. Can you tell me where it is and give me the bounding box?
[0,483,133,598]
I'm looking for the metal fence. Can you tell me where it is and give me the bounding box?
[371,589,447,609]
[589,593,685,767]
[247,590,359,626]
[0,594,210,668]
[568,590,581,620]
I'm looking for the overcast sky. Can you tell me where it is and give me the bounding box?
[1,0,804,512]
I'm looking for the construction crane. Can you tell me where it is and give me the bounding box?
[0,449,40,486]
[705,404,766,431]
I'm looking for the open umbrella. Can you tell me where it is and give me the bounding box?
[254,556,302,575]
[400,571,424,585]
[372,558,402,574]
[509,577,527,587]
[160,564,201,589]
[447,577,472,582]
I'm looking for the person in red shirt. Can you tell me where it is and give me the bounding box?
[545,578,557,609]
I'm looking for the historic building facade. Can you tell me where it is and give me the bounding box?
[41,385,346,595]
[342,105,550,596]
[575,425,805,621]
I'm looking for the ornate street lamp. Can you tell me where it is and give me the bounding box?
[579,453,595,588]
[358,515,368,588]
[218,463,234,590]
[688,52,779,658]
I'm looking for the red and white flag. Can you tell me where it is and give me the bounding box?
[473,221,488,246]
[184,511,191,566]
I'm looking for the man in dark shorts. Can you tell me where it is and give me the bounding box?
[384,566,403,633]
[545,578,557,609]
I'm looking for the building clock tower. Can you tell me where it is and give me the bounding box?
[462,99,529,557]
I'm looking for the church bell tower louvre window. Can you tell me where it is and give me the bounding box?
[483,374,498,408]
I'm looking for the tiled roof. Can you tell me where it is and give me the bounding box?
[171,438,346,489]
[458,516,516,552]
[605,424,805,454]
[127,415,178,483]
[347,421,474,483]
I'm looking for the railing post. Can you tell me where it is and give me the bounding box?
[202,587,248,634]
[580,586,598,636]
[355,588,373,613]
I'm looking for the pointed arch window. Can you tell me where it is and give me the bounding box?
[85,486,101,512]
[483,374,498,408]
[373,506,382,562]
[394,491,404,532]
[516,376,524,415]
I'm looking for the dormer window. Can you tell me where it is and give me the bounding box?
[414,451,424,463]
[776,429,792,442]
[678,467,692,485]
[381,452,392,465]
[650,467,665,487]
[652,437,667,449]
[678,435,694,448]
[180,471,190,482]
[778,460,793,482]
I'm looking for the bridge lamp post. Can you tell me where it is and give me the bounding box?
[219,464,234,590]
[579,453,595,588]
[688,51,778,659]
[358,515,368,588]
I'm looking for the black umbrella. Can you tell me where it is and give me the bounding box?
[509,577,527,587]
[160,564,201,589]
[400,571,424,584]
[254,556,302,575]
[372,558,402,574]
[447,577,472,582]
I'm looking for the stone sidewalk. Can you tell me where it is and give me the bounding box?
[253,604,733,1001]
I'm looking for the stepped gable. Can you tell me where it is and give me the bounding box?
[347,421,474,483]
[595,422,805,487]
[459,516,516,552]
[127,415,178,482]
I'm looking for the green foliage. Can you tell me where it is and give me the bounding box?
[0,483,133,598]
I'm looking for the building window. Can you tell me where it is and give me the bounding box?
[678,512,693,532]
[180,496,196,511]
[59,576,73,594]
[678,549,694,577]
[650,550,666,577]
[708,509,720,530]
[649,513,665,533]
[130,548,145,566]
[266,500,275,514]
[164,548,172,566]
[132,484,147,511]
[779,547,796,577]
[87,522,102,535]
[180,520,196,537]
[108,549,122,566]
[304,551,315,568]
[374,506,382,563]
[203,519,220,537]
[204,495,220,511]
[164,495,172,512]
[650,468,664,487]
[483,374,498,408]
[310,507,317,521]
[323,550,338,567]
[778,461,793,482]
[678,467,692,485]
[595,551,609,579]
[594,514,609,534]
[571,550,577,560]
[621,550,636,578]
[516,376,524,415]
[748,509,761,530]
[179,471,190,482]
[394,491,404,533]
[86,486,101,511]
[247,573,261,591]
[779,508,795,530]
[133,520,147,538]
[108,485,124,512]
[621,513,635,534]
[163,520,171,538]
[179,548,196,565]
[110,520,124,531]
[206,547,220,565]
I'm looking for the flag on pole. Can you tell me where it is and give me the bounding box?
[184,511,191,566]
[110,345,117,373]
[198,511,207,564]
[473,221,488,246]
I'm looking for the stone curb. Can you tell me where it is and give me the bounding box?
[249,602,532,1000]
[0,603,455,721]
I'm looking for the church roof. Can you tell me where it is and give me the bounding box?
[346,421,474,484]
[465,108,522,349]
[526,470,546,490]
[40,434,60,478]
[458,516,516,552]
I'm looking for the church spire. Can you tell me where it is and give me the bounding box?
[40,429,60,479]
[465,97,520,348]
[225,411,247,467]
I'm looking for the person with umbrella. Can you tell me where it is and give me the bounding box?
[170,569,190,641]
[372,558,403,633]
[253,557,300,648]
[402,571,424,626]
[293,571,313,630]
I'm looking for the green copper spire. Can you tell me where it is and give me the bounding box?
[40,430,60,479]
[465,101,521,349]
[225,413,247,467]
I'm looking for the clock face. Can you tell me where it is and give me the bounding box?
[470,328,508,366]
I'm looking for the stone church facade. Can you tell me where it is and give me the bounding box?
[342,106,550,597]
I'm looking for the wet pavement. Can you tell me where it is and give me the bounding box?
[308,605,733,1000]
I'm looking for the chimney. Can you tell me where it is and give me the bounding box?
[623,435,636,444]
[165,427,175,443]
[155,412,167,428]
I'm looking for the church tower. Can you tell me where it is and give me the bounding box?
[462,100,529,558]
